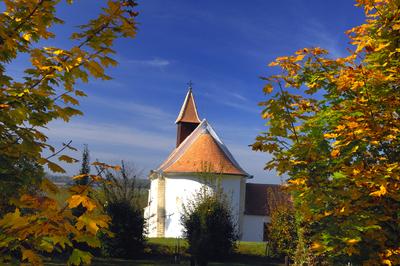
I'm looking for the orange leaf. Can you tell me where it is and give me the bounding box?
[331,149,340,158]
[73,174,89,180]
[22,249,42,265]
[263,84,273,94]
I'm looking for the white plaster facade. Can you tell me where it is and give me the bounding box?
[143,178,159,237]
[144,173,247,239]
[242,215,270,242]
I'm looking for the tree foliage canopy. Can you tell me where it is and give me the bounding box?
[0,0,138,265]
[253,0,400,265]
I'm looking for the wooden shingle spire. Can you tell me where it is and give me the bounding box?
[175,85,201,146]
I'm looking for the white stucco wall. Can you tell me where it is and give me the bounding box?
[145,174,246,238]
[219,176,243,232]
[242,215,270,242]
[144,178,159,237]
[163,174,244,238]
[164,176,207,237]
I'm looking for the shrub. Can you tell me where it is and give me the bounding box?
[101,200,145,259]
[265,187,297,259]
[181,187,237,266]
[97,161,146,259]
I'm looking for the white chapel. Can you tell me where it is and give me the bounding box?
[144,87,276,242]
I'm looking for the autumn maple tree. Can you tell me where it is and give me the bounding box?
[0,0,138,265]
[253,0,399,265]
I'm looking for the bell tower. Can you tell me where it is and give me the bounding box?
[175,84,201,147]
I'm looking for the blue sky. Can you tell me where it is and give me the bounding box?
[15,0,365,183]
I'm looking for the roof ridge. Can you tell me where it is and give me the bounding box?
[158,119,207,171]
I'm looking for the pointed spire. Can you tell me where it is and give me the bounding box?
[175,83,201,147]
[175,84,201,124]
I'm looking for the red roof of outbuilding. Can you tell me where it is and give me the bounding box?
[244,183,287,216]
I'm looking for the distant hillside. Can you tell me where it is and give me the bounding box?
[46,174,72,187]
[46,174,150,189]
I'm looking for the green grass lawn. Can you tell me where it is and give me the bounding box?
[147,238,268,257]
[141,238,282,265]
[44,238,283,265]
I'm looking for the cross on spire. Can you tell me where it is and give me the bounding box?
[187,80,194,89]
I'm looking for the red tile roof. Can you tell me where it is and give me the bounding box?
[164,131,247,175]
[158,120,249,177]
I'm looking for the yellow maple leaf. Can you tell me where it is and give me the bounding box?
[369,185,387,197]
[347,238,360,244]
[336,125,346,131]
[53,49,64,55]
[382,259,392,266]
[288,178,306,185]
[347,121,359,129]
[22,33,31,41]
[294,54,306,62]
[88,220,99,234]
[67,195,84,209]
[375,42,390,52]
[82,197,97,212]
[324,132,338,139]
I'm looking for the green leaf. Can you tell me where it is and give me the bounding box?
[74,234,101,248]
[47,161,66,173]
[61,94,79,105]
[332,172,346,179]
[59,155,78,163]
[75,90,87,97]
[68,249,92,266]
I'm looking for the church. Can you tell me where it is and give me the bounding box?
[144,86,276,242]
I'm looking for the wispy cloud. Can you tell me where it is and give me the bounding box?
[221,100,259,114]
[127,58,171,67]
[88,95,175,122]
[301,19,347,58]
[195,84,260,114]
[231,92,248,102]
[46,120,174,152]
